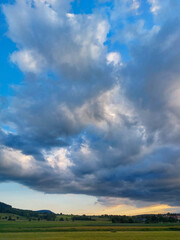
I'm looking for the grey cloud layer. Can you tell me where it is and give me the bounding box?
[1,0,180,206]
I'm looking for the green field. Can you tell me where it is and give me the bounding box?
[1,217,180,239]
[0,231,180,240]
[1,220,180,232]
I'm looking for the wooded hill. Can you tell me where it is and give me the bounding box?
[0,202,56,220]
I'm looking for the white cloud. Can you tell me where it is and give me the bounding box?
[148,0,161,14]
[11,50,46,74]
[106,52,122,66]
[4,1,109,76]
[0,146,36,174]
[131,0,140,11]
[44,148,73,170]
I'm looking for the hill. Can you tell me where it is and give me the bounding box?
[0,202,12,213]
[0,201,55,220]
[36,210,54,214]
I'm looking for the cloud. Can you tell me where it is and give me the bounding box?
[106,52,122,66]
[10,49,46,74]
[1,0,180,208]
[148,0,161,14]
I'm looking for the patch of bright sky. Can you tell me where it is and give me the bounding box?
[0,182,100,214]
[138,0,155,29]
[71,0,96,14]
[108,1,155,62]
[0,0,23,98]
[71,0,113,14]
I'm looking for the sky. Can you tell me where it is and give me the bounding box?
[0,0,180,215]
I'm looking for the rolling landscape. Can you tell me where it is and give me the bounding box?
[1,201,180,239]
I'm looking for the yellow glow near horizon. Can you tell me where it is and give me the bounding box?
[94,204,179,216]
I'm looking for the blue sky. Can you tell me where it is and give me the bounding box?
[0,0,23,98]
[1,0,180,214]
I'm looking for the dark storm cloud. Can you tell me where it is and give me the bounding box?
[1,0,180,206]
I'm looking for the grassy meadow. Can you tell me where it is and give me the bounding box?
[1,215,180,239]
[0,231,180,240]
